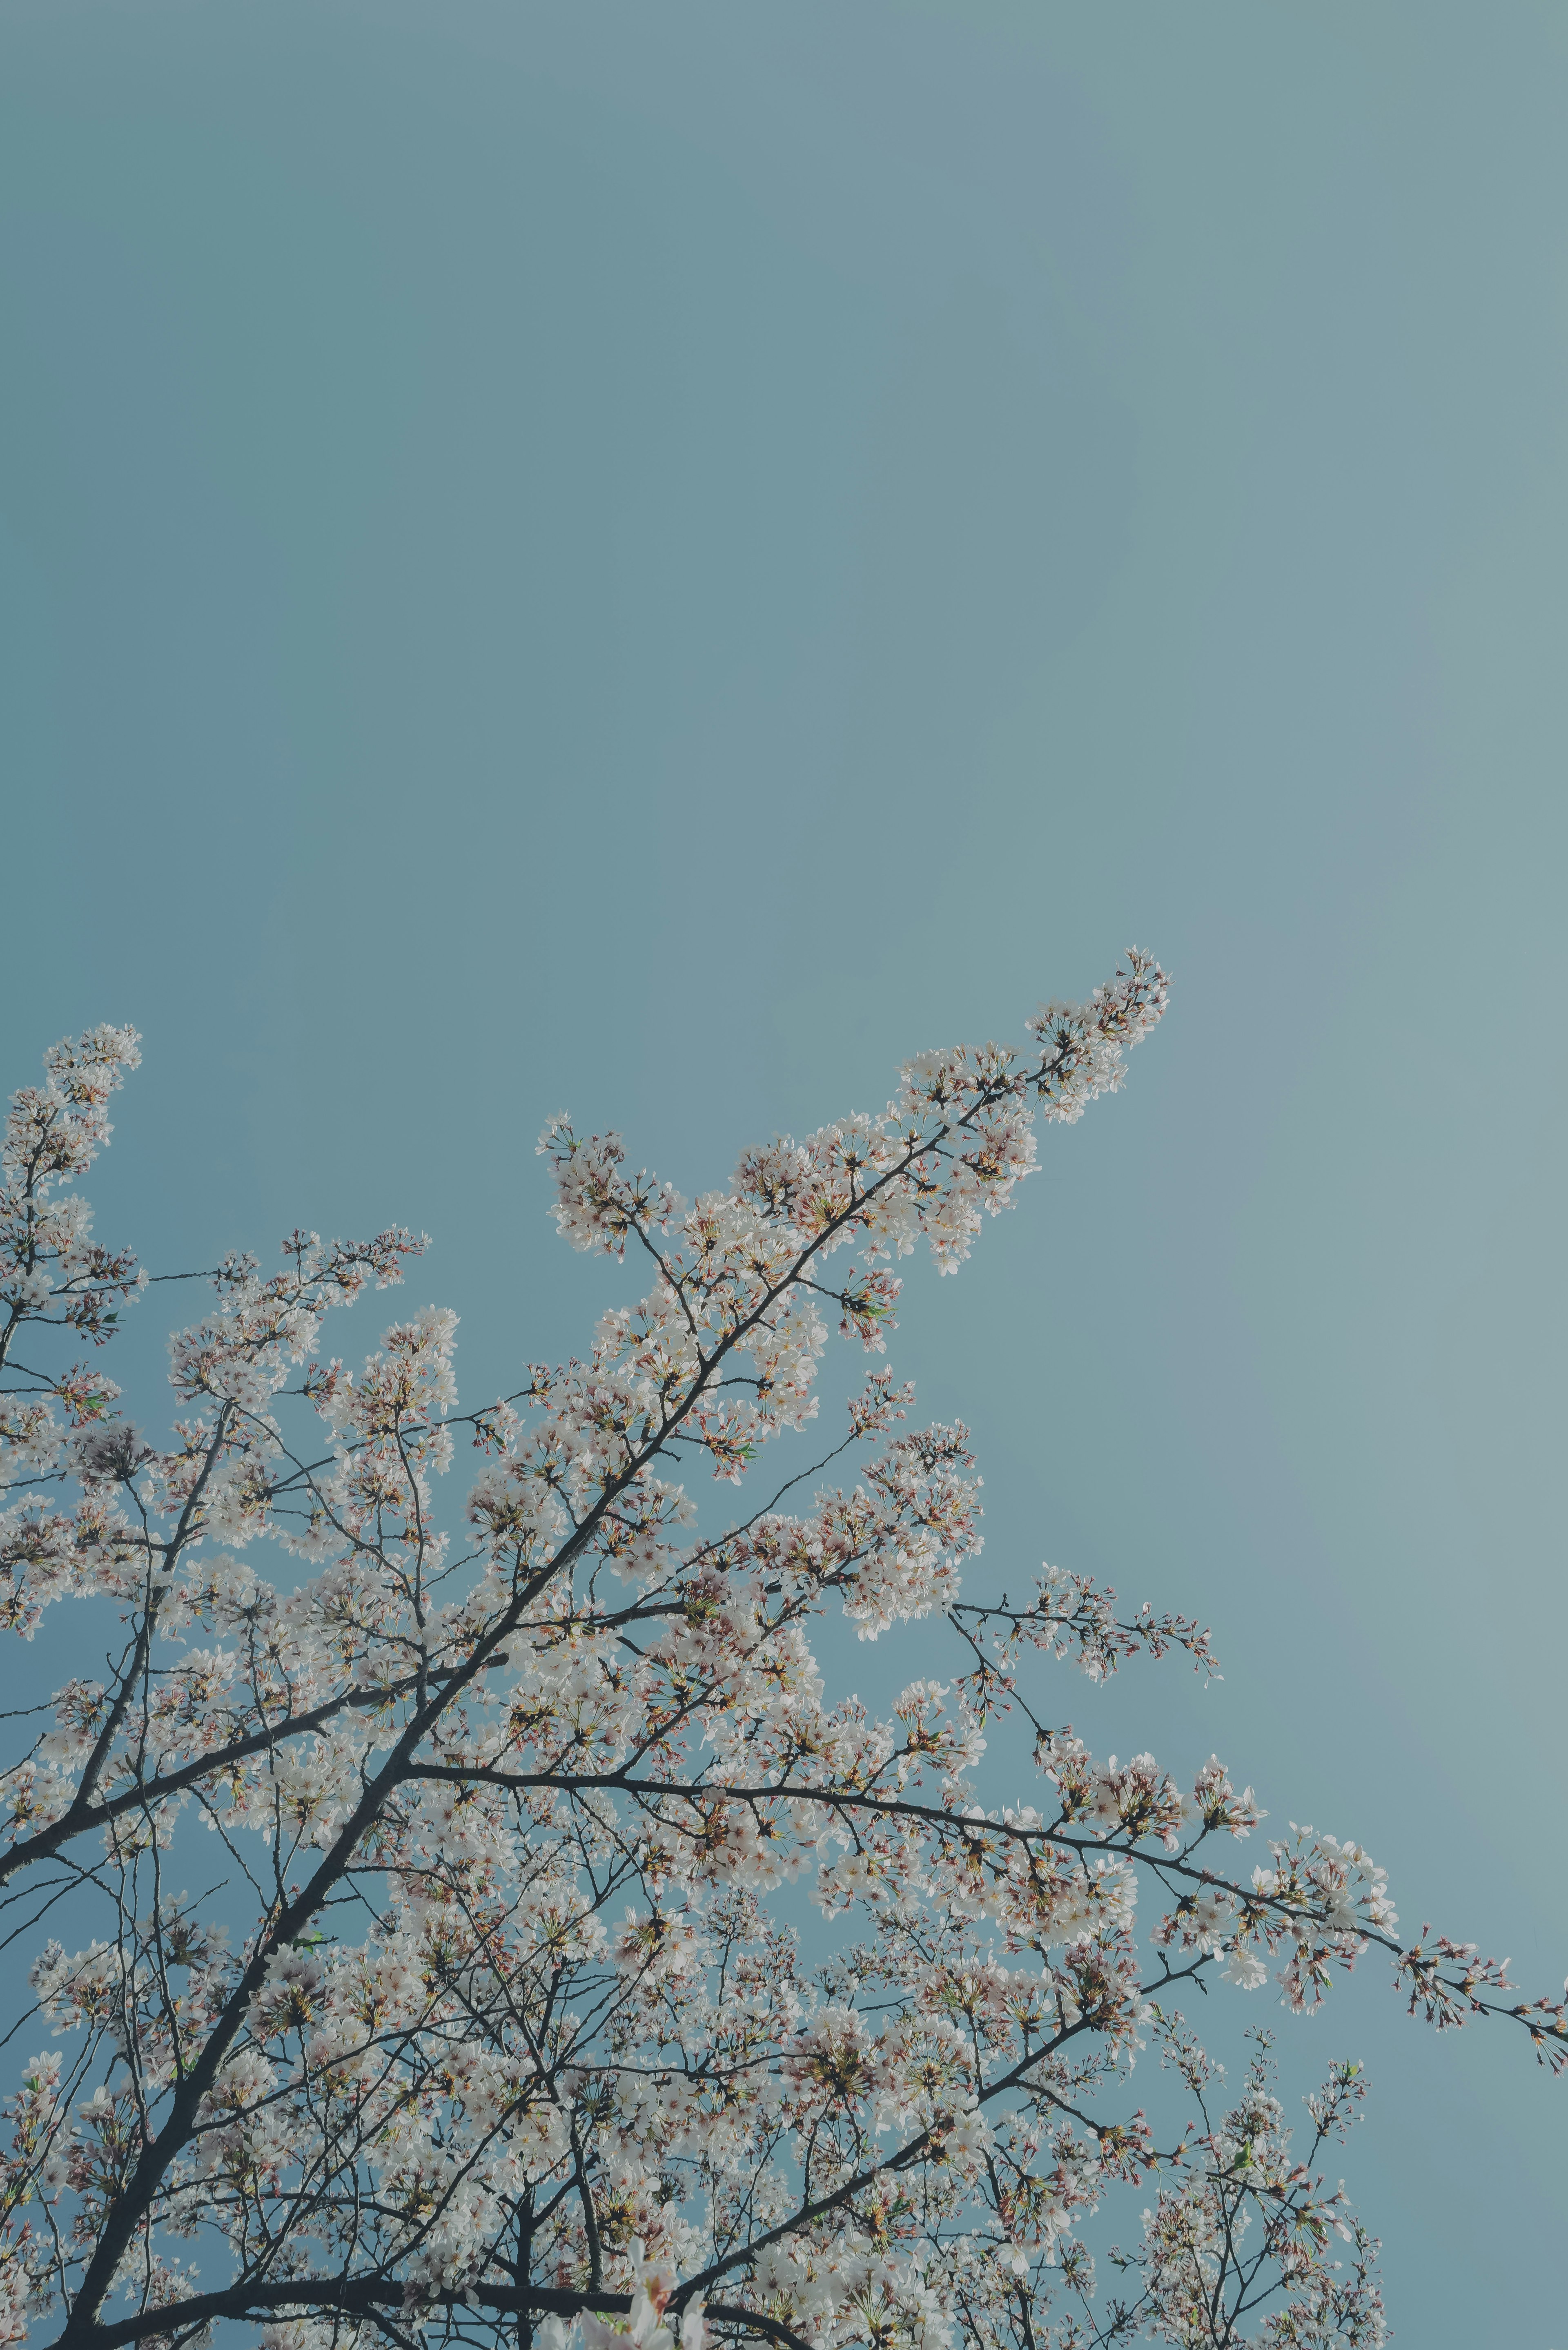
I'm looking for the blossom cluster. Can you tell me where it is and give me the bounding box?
[0,963,1558,2350]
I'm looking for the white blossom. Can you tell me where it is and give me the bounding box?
[0,970,1537,2350]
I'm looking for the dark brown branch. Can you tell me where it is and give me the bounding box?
[62,2279,811,2350]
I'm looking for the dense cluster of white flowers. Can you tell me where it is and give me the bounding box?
[0,956,1558,2350]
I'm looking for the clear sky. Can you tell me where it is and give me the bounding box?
[4,2,1567,2338]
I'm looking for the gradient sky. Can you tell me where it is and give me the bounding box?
[4,2,1567,2339]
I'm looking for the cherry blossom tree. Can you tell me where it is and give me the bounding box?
[1,958,1560,2350]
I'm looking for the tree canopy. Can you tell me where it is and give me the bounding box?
[2,958,1558,2350]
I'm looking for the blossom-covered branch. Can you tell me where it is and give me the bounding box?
[0,959,1558,2350]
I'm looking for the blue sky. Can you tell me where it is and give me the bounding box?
[4,2,1567,2337]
